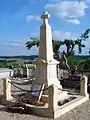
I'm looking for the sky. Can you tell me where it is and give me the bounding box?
[0,0,90,56]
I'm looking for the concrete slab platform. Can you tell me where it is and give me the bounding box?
[20,94,89,119]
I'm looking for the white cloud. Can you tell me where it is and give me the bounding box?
[26,14,41,22]
[45,1,88,24]
[50,0,62,2]
[4,43,21,46]
[36,15,41,21]
[7,40,26,43]
[66,19,80,25]
[4,40,26,47]
[83,0,90,4]
[0,39,39,56]
[52,30,73,40]
[26,15,35,22]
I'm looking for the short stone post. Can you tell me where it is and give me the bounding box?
[80,75,88,96]
[3,78,13,101]
[48,84,59,110]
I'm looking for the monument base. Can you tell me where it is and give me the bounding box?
[3,92,89,119]
[22,94,89,119]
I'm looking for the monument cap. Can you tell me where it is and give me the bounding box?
[41,12,50,19]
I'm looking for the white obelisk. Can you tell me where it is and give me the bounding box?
[35,12,62,88]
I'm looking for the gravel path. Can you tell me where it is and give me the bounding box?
[0,100,90,120]
[0,79,90,120]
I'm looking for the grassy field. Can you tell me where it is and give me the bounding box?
[0,55,90,70]
[0,57,35,68]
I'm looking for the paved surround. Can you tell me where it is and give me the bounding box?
[0,70,13,78]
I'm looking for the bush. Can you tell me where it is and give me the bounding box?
[79,58,90,69]
[67,56,82,68]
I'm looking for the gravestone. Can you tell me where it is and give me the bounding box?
[31,65,36,78]
[17,67,21,77]
[57,51,70,80]
[13,69,17,77]
[22,64,29,78]
[30,84,45,101]
[9,65,14,77]
[71,65,78,75]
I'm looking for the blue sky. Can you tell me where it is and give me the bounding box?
[0,0,90,56]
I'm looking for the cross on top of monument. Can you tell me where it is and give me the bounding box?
[41,12,50,24]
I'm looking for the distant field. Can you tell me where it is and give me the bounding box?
[0,55,90,69]
[0,55,38,68]
[0,68,9,71]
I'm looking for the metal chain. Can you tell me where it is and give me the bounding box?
[8,81,49,92]
[11,80,31,85]
[60,77,89,96]
[9,77,89,96]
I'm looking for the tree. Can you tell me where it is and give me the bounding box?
[26,29,90,57]
[89,51,90,55]
[63,39,74,55]
[52,39,64,58]
[26,37,40,49]
[63,29,90,55]
[26,37,64,57]
[77,28,90,54]
[80,28,90,41]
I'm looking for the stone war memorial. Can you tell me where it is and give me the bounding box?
[1,12,89,119]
